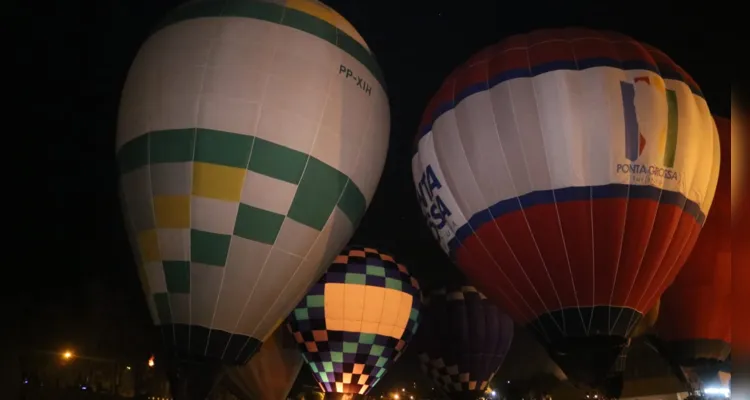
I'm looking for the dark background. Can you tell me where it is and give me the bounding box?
[25,0,728,391]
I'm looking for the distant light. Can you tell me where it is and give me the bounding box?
[23,379,28,384]
[62,350,73,360]
[507,381,510,384]
[126,366,131,370]
[410,396,414,400]
[704,387,730,397]
[148,355,155,368]
[402,388,406,392]
[491,390,497,396]
[393,395,400,399]
[594,395,598,399]
[81,386,87,390]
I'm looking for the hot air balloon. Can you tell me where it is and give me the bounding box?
[286,246,422,398]
[412,28,720,388]
[221,324,304,400]
[416,285,514,400]
[651,116,730,395]
[116,0,389,397]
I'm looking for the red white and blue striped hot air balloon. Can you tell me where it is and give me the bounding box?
[411,28,720,388]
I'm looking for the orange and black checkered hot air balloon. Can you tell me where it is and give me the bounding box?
[653,116,731,395]
[287,246,423,399]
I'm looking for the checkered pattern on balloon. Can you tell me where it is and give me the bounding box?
[417,286,513,395]
[287,246,422,395]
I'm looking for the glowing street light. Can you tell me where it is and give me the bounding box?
[61,350,73,360]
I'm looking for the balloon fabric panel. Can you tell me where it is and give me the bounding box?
[417,286,514,397]
[412,28,719,345]
[287,247,422,395]
[117,0,389,366]
[656,115,731,363]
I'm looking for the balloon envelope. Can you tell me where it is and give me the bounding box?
[416,285,514,399]
[222,325,304,400]
[287,246,423,395]
[117,0,389,369]
[412,28,720,387]
[654,115,731,389]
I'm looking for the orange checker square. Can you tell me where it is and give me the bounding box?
[396,263,407,273]
[379,253,394,262]
[304,341,318,352]
[312,330,327,341]
[333,254,348,264]
[348,249,366,257]
[352,363,365,374]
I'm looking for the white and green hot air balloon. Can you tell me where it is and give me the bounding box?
[116,0,389,397]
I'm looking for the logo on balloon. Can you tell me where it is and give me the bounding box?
[416,164,454,246]
[616,76,680,185]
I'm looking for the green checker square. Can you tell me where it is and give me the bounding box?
[190,229,231,266]
[281,7,337,45]
[234,203,284,244]
[194,129,254,168]
[163,261,190,293]
[385,277,403,291]
[118,134,149,173]
[287,157,348,231]
[343,342,358,353]
[411,322,420,334]
[410,308,420,321]
[375,357,387,368]
[330,351,343,363]
[366,265,385,277]
[247,138,307,184]
[337,181,366,225]
[376,368,385,378]
[306,295,324,307]
[294,308,309,320]
[308,361,317,372]
[322,362,334,372]
[359,333,375,344]
[344,273,366,285]
[224,0,284,22]
[153,293,172,324]
[150,129,195,164]
[370,345,384,357]
[318,372,328,382]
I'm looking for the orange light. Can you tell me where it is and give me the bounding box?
[148,355,155,368]
[62,350,73,360]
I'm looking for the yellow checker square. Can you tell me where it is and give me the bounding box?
[153,195,191,229]
[284,0,365,47]
[323,283,412,339]
[192,162,245,202]
[342,373,352,384]
[137,229,161,262]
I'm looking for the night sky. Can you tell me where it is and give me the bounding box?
[27,0,728,393]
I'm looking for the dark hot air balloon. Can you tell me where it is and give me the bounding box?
[417,285,514,400]
[412,28,720,388]
[287,246,422,399]
[652,116,731,396]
